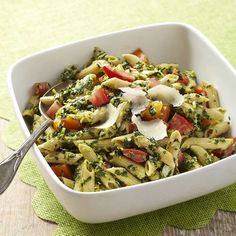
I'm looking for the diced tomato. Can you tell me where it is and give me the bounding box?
[224,144,236,156]
[177,74,189,85]
[211,149,222,158]
[90,88,110,107]
[51,164,73,179]
[132,48,149,64]
[159,105,171,122]
[141,101,163,121]
[168,113,194,135]
[128,122,138,133]
[177,151,185,167]
[201,118,216,128]
[33,82,50,96]
[122,148,148,163]
[46,101,62,119]
[141,102,170,122]
[147,78,161,88]
[195,86,206,96]
[63,116,82,130]
[103,66,135,82]
[212,144,235,158]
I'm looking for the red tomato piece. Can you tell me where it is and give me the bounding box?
[224,144,235,156]
[159,105,171,122]
[51,164,73,179]
[211,149,222,158]
[195,86,206,96]
[168,113,194,135]
[201,118,216,128]
[147,78,161,88]
[122,148,148,163]
[132,48,149,64]
[33,82,50,96]
[46,101,62,119]
[128,122,138,133]
[177,74,189,85]
[90,88,110,107]
[103,66,135,82]
[212,144,235,158]
[177,151,185,167]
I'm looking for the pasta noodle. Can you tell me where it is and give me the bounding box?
[107,167,141,186]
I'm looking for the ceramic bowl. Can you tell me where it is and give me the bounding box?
[8,23,236,223]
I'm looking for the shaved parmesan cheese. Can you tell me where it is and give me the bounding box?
[120,87,149,114]
[93,103,119,129]
[132,115,167,140]
[147,84,184,107]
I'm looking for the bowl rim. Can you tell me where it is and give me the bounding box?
[7,22,236,196]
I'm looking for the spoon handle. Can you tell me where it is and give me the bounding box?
[0,119,52,194]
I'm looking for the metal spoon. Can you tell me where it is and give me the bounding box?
[0,81,69,194]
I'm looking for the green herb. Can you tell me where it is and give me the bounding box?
[127,165,136,172]
[115,169,128,177]
[95,166,106,177]
[149,154,160,162]
[149,106,156,116]
[60,65,78,81]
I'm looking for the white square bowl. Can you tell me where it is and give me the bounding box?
[8,23,236,223]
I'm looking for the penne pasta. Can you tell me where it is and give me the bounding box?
[205,121,230,138]
[95,165,120,189]
[122,54,141,67]
[23,47,235,192]
[160,74,179,86]
[109,155,146,179]
[148,171,161,181]
[182,153,202,171]
[102,77,131,89]
[166,130,182,167]
[78,143,98,161]
[78,160,95,192]
[45,151,83,164]
[38,138,61,152]
[190,145,214,166]
[182,137,233,150]
[107,167,141,186]
[74,139,113,151]
[161,165,173,178]
[202,80,220,108]
[145,159,162,177]
[60,177,75,189]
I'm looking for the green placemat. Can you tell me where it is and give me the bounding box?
[1,1,236,235]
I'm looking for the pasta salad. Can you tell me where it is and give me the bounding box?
[23,47,235,192]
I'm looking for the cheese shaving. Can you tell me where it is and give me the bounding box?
[120,87,149,114]
[93,104,119,129]
[132,115,167,140]
[147,84,184,107]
